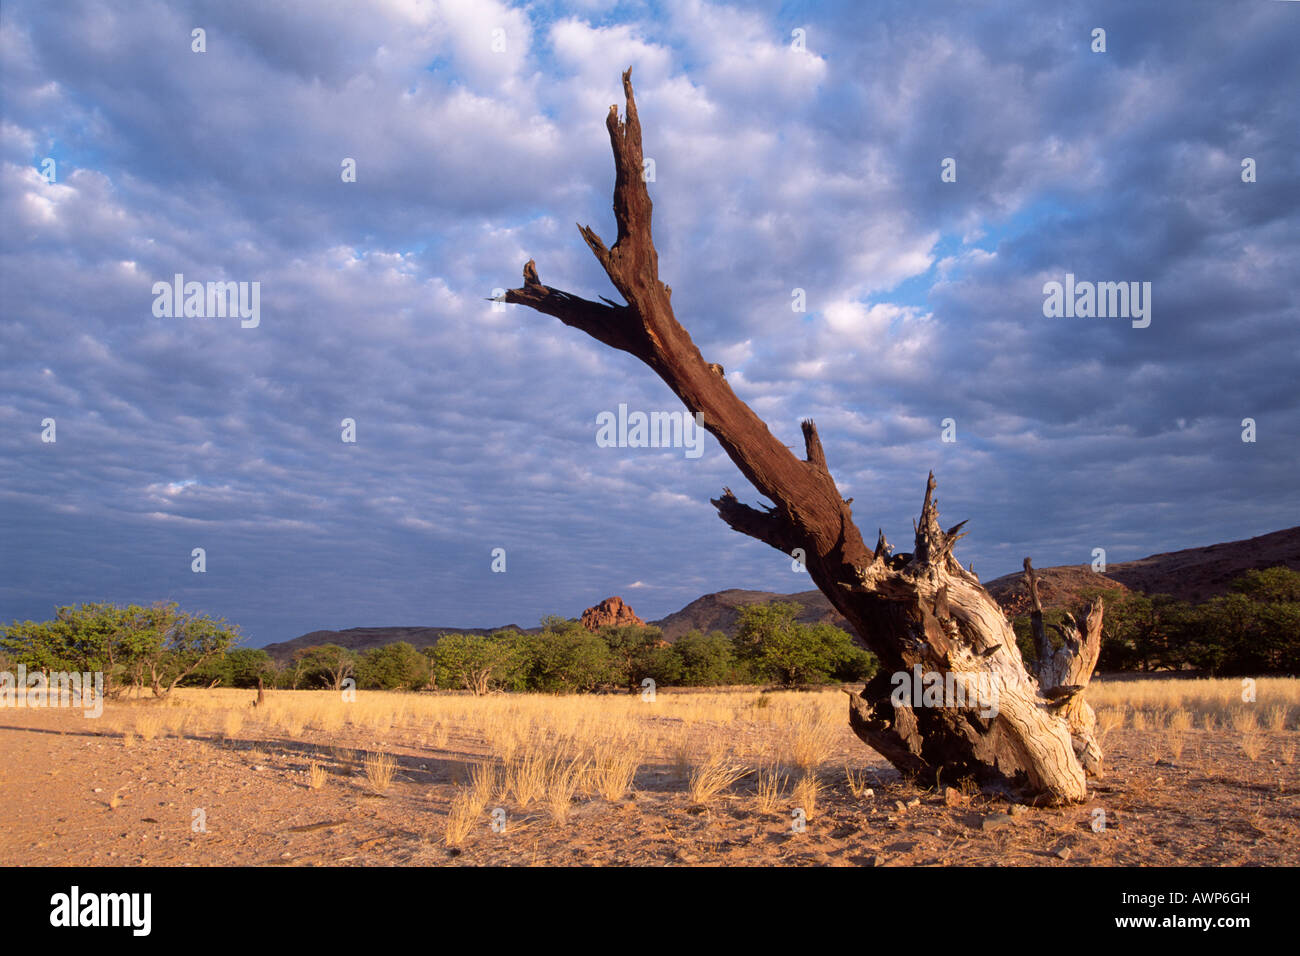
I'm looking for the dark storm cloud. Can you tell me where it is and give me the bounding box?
[2,0,1296,644]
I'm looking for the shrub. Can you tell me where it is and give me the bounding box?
[430,633,520,694]
[671,630,743,686]
[357,641,429,691]
[734,602,876,685]
[511,625,614,693]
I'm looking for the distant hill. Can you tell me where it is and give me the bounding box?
[985,526,1300,612]
[263,527,1299,658]
[1102,526,1300,601]
[985,567,1131,618]
[648,588,847,641]
[642,526,1299,634]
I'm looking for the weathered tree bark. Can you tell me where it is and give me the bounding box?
[1024,559,1105,777]
[502,69,1104,803]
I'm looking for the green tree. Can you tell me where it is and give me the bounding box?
[513,622,614,693]
[734,602,876,685]
[635,641,683,688]
[671,630,742,686]
[357,641,430,691]
[1185,590,1300,676]
[137,604,241,698]
[1231,566,1300,604]
[598,625,671,689]
[430,633,520,695]
[1014,607,1067,669]
[2,602,239,698]
[184,648,276,689]
[293,644,357,691]
[1095,593,1191,672]
[806,622,877,682]
[733,602,800,664]
[1255,600,1300,672]
[225,648,276,688]
[0,618,69,672]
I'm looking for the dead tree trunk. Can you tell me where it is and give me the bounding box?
[502,69,1104,803]
[1024,559,1105,777]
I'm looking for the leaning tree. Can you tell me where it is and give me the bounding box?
[502,70,1105,803]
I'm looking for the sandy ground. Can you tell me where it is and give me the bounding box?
[1,688,1296,867]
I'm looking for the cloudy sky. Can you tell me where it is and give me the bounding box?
[2,0,1297,647]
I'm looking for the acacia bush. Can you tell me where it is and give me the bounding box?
[406,601,875,694]
[187,647,274,688]
[732,602,877,685]
[0,599,879,697]
[356,641,429,691]
[1014,566,1300,676]
[429,632,521,694]
[1,602,240,698]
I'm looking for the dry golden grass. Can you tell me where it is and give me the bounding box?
[93,687,836,794]
[135,712,164,742]
[363,751,397,792]
[91,678,1298,820]
[1189,740,1208,774]
[785,710,838,772]
[588,739,641,801]
[329,744,357,772]
[444,789,479,846]
[844,766,873,799]
[431,722,450,749]
[1097,706,1126,736]
[308,760,327,790]
[792,773,822,820]
[1266,705,1289,733]
[754,764,787,813]
[279,712,305,738]
[152,676,1300,728]
[669,729,692,779]
[687,749,749,805]
[1165,730,1186,762]
[312,706,345,735]
[488,723,523,764]
[162,709,187,735]
[1232,709,1259,734]
[544,753,587,825]
[1089,678,1300,723]
[1240,733,1265,762]
[503,750,548,807]
[467,761,498,812]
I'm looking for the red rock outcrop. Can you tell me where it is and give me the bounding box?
[580,596,645,631]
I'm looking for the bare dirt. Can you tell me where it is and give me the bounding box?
[1,696,1295,867]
